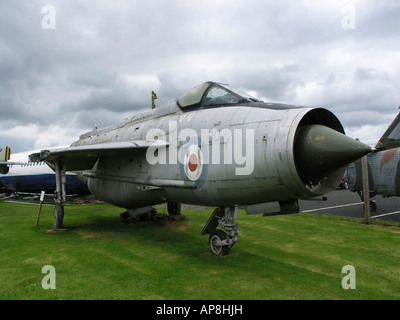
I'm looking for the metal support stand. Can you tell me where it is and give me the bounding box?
[54,161,66,230]
[361,155,372,224]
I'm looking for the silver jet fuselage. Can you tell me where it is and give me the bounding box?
[70,82,368,213]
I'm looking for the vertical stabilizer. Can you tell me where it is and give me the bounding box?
[0,146,11,174]
[375,111,400,150]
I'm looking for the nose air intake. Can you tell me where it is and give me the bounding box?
[294,124,371,180]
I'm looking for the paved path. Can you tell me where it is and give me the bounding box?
[299,189,400,222]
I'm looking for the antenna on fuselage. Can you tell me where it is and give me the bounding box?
[151,91,158,109]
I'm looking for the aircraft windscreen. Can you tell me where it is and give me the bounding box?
[177,82,260,110]
[220,84,260,102]
[203,86,245,106]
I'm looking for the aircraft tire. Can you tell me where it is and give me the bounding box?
[167,201,181,216]
[370,200,377,212]
[362,200,377,212]
[209,229,231,256]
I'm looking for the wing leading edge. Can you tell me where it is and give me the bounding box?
[29,140,197,189]
[29,140,167,171]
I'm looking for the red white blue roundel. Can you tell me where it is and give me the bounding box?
[184,144,203,181]
[179,137,208,187]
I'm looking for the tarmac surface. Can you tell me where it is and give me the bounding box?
[299,189,400,223]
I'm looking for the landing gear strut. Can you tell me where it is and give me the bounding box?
[201,206,239,256]
[167,201,181,216]
[357,191,378,212]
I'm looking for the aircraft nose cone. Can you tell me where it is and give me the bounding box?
[294,125,371,179]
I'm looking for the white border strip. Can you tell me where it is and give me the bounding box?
[302,202,362,213]
[371,211,400,219]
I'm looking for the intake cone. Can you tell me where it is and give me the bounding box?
[294,125,371,180]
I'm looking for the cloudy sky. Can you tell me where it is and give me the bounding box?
[1,0,399,152]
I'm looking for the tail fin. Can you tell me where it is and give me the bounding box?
[375,111,400,150]
[0,146,11,174]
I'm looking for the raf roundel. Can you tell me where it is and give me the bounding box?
[184,144,203,181]
[188,154,198,172]
[179,136,209,187]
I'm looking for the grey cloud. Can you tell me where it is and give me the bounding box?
[1,0,400,151]
[356,1,400,38]
[232,64,301,102]
[354,68,389,82]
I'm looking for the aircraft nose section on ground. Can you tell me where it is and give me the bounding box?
[294,124,371,179]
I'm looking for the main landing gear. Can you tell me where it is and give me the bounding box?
[201,206,239,256]
[167,201,181,216]
[120,201,182,222]
[356,191,378,212]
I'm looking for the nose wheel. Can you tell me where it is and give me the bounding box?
[209,229,231,256]
[202,206,239,256]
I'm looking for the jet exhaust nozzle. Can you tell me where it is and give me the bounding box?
[294,124,371,180]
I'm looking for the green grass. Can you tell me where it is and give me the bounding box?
[1,201,400,300]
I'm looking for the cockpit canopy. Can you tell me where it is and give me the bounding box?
[177,81,260,110]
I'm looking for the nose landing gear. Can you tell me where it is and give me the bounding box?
[202,206,239,256]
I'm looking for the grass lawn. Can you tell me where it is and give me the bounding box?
[0,201,400,300]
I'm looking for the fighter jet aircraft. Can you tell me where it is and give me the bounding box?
[348,110,400,211]
[27,81,371,255]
